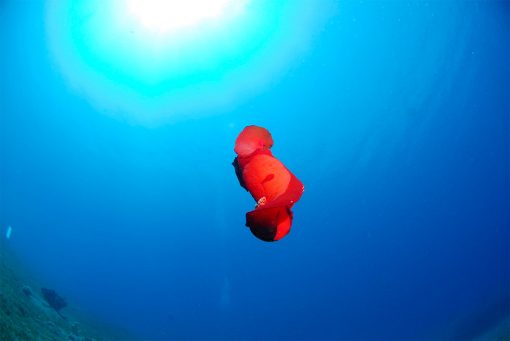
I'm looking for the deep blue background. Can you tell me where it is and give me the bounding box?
[1,1,509,339]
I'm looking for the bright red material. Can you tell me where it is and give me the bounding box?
[233,125,304,241]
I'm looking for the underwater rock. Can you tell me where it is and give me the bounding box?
[71,322,80,334]
[0,293,10,316]
[45,321,63,337]
[41,288,67,312]
[22,285,33,297]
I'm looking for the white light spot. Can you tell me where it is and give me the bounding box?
[126,0,243,34]
[5,226,12,239]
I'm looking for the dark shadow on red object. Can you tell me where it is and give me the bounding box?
[233,125,304,242]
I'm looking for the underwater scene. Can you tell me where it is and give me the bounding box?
[1,0,509,340]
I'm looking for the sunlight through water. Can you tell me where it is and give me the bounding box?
[126,0,244,34]
[45,0,330,125]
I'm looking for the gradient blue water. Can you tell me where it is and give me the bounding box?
[1,1,509,339]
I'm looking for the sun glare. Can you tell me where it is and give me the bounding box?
[45,0,325,125]
[126,0,242,34]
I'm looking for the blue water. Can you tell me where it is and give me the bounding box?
[1,1,509,339]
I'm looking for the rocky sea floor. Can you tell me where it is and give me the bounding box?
[1,238,508,340]
[0,240,135,341]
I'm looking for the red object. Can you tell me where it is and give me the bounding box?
[233,125,304,241]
